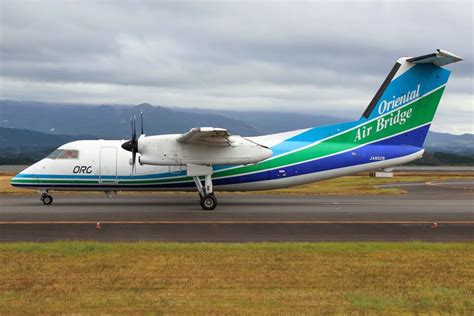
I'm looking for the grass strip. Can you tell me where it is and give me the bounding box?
[1,242,473,314]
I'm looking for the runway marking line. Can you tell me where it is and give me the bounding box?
[0,221,473,225]
[426,181,474,190]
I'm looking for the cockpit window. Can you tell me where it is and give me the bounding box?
[46,149,63,159]
[58,150,79,159]
[46,149,79,159]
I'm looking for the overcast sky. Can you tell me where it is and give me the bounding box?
[0,0,472,134]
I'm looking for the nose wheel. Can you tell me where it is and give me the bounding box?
[193,174,217,210]
[40,192,53,205]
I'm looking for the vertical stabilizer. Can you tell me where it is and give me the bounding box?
[357,49,461,147]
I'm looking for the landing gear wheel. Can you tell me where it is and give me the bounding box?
[200,194,217,210]
[41,195,53,205]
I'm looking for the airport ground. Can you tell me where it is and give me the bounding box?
[0,166,472,313]
[0,168,472,242]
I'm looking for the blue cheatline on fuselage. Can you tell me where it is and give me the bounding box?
[12,123,428,190]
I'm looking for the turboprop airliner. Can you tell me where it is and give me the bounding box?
[11,49,462,210]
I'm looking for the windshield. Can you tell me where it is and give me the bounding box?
[46,149,63,159]
[46,149,79,159]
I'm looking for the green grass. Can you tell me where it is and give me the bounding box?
[1,242,473,314]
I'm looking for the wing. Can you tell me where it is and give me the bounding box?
[177,127,233,146]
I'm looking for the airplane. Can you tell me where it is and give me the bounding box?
[10,49,462,210]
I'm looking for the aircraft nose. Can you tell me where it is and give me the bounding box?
[10,164,37,187]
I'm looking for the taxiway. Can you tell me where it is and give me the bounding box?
[0,179,472,242]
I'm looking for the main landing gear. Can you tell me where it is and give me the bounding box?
[193,174,217,210]
[201,194,217,210]
[40,190,53,205]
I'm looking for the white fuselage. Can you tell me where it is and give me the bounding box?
[13,134,423,192]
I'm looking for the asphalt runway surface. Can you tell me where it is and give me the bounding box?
[0,179,472,242]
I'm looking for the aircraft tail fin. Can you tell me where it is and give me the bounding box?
[356,49,462,148]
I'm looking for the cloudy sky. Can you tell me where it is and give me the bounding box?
[0,0,472,133]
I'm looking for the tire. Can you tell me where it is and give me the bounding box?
[41,195,53,205]
[200,194,217,210]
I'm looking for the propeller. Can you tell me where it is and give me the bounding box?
[121,114,138,171]
[122,111,146,172]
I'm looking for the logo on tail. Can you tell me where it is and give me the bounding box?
[378,84,420,115]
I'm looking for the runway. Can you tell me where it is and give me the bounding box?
[0,179,472,242]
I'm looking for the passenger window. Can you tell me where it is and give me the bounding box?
[57,150,79,159]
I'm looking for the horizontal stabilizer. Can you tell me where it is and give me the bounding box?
[407,49,462,66]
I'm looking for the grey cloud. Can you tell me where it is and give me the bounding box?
[0,0,472,133]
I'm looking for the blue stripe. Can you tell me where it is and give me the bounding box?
[379,123,430,148]
[270,120,359,156]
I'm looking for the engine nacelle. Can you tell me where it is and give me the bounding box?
[137,134,272,166]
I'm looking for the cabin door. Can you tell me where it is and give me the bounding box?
[99,147,117,184]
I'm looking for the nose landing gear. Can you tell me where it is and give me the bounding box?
[40,191,53,205]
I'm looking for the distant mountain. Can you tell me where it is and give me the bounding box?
[0,127,98,164]
[424,131,474,154]
[409,151,474,166]
[0,100,260,138]
[0,147,55,165]
[1,100,472,160]
[176,108,347,134]
[0,127,95,148]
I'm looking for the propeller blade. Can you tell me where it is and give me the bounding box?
[132,149,137,172]
[140,110,144,135]
[131,114,137,142]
